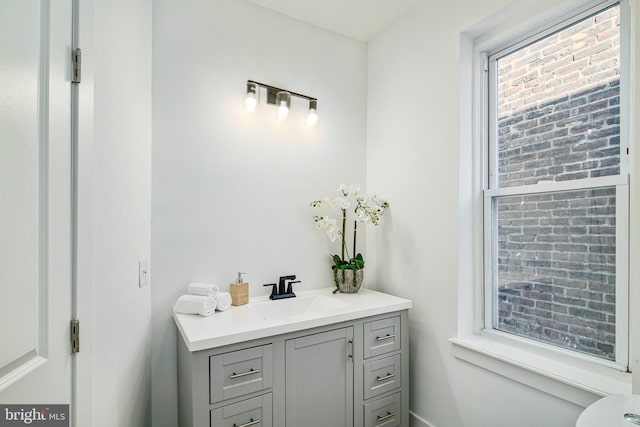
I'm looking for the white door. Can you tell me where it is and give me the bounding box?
[0,0,74,406]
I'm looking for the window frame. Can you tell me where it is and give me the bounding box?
[479,0,631,371]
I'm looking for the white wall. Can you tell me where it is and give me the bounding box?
[633,0,640,395]
[366,1,600,426]
[151,1,367,425]
[92,0,152,426]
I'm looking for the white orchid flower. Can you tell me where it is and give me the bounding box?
[312,184,388,265]
[348,183,361,197]
[358,194,370,205]
[356,209,370,223]
[313,215,327,229]
[339,197,351,210]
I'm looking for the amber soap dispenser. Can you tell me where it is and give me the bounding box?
[230,272,249,306]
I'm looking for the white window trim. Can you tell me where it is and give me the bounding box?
[455,0,636,406]
[450,335,631,407]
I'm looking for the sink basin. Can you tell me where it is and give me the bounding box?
[249,293,352,321]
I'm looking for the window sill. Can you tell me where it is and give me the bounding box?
[450,334,631,407]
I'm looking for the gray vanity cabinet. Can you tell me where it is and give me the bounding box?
[177,310,409,427]
[285,327,354,427]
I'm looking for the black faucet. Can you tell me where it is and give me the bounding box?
[263,275,300,300]
[278,275,296,295]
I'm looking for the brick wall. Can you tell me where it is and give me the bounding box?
[494,6,620,360]
[497,6,620,119]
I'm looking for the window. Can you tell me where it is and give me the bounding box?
[483,1,628,368]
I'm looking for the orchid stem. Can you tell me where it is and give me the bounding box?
[341,209,346,262]
[353,220,357,259]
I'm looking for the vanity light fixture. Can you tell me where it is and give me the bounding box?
[245,79,318,125]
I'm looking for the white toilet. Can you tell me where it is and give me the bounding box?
[576,394,640,427]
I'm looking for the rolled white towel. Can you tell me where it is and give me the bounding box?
[216,292,232,312]
[175,294,216,317]
[188,282,219,298]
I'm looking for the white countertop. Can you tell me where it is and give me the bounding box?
[173,287,412,352]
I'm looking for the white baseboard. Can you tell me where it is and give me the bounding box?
[410,411,435,427]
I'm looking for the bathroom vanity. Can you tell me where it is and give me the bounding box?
[174,288,412,427]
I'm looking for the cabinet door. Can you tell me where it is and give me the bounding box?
[285,327,354,427]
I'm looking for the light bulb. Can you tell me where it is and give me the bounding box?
[277,100,289,119]
[245,81,258,112]
[307,108,318,126]
[245,92,257,112]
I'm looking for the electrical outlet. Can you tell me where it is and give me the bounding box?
[139,259,150,288]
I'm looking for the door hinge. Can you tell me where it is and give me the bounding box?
[72,48,81,84]
[70,319,80,354]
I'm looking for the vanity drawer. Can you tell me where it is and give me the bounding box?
[210,393,272,427]
[363,354,401,400]
[364,392,401,427]
[363,316,400,359]
[210,344,273,403]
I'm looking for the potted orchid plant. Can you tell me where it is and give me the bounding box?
[311,183,389,293]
